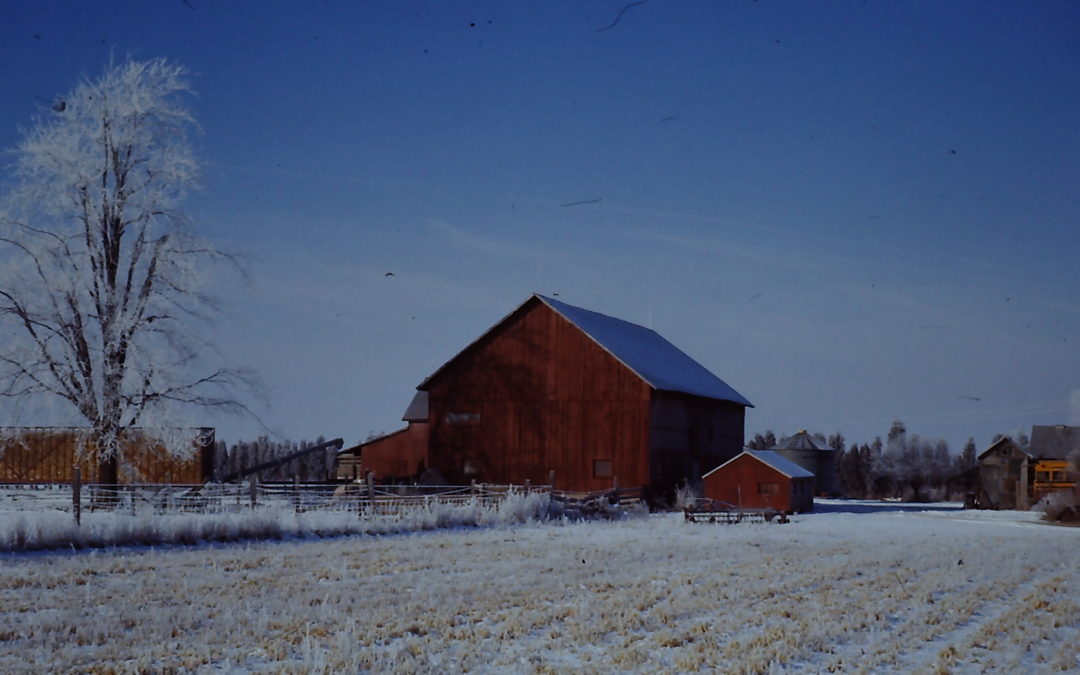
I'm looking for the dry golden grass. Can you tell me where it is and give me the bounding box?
[0,506,1076,673]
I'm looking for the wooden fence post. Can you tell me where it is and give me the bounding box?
[525,478,531,494]
[366,471,375,506]
[293,475,301,513]
[249,476,257,509]
[470,479,477,497]
[72,467,81,527]
[548,469,555,490]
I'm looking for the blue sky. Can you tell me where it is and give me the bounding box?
[2,0,1078,453]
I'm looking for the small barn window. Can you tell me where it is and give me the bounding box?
[593,459,613,479]
[445,413,480,425]
[758,482,779,495]
[1036,471,1050,482]
[463,459,479,475]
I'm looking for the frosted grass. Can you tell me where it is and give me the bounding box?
[0,491,553,551]
[1,503,1076,673]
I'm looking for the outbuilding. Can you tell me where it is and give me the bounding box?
[770,430,839,496]
[977,425,1079,509]
[344,392,431,482]
[702,450,814,513]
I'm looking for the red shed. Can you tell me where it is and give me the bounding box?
[381,294,753,499]
[349,393,430,481]
[702,450,814,513]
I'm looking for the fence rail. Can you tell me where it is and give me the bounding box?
[0,480,560,523]
[1,477,649,525]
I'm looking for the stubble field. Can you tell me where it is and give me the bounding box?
[1,502,1077,674]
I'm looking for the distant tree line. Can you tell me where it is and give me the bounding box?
[213,435,337,481]
[748,420,985,502]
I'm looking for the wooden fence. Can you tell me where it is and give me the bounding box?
[1,475,643,525]
[0,479,553,524]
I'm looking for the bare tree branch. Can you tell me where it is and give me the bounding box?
[0,58,256,468]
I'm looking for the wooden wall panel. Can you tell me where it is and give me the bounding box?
[0,428,211,483]
[425,300,652,491]
[703,454,811,513]
[360,424,429,480]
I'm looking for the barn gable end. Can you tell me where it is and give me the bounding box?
[378,294,751,497]
[422,296,653,490]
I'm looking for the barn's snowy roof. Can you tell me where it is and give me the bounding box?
[537,295,753,406]
[418,294,752,407]
[704,450,815,480]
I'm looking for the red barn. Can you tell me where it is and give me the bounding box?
[371,294,753,499]
[702,450,814,513]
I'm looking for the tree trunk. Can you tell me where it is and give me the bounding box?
[98,453,119,485]
[96,452,119,507]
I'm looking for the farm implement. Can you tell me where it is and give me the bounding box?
[683,499,789,524]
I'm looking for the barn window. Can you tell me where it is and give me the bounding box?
[758,482,779,495]
[593,459,613,478]
[445,413,480,425]
[1036,471,1050,482]
[463,459,479,475]
[1051,470,1067,482]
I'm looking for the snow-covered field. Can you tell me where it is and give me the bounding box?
[1,501,1077,673]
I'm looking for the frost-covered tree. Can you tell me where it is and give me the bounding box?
[0,58,252,483]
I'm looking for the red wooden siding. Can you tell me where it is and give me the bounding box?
[358,424,430,480]
[0,428,213,483]
[424,300,652,491]
[702,454,814,513]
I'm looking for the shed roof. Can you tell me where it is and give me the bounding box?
[703,450,815,480]
[1030,425,1080,460]
[418,294,752,407]
[358,427,409,447]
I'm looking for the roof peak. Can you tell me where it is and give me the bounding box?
[703,449,815,479]
[534,294,752,406]
[419,294,752,407]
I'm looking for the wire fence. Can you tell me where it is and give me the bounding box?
[0,481,561,523]
[0,479,643,524]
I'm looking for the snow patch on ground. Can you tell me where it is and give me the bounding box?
[1,501,1077,673]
